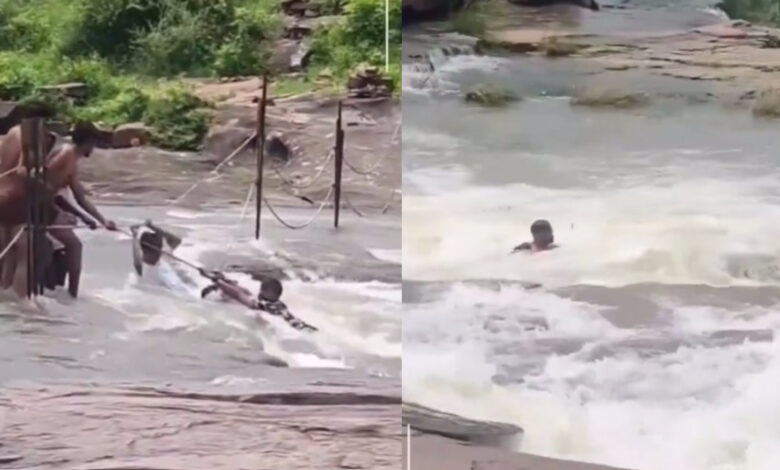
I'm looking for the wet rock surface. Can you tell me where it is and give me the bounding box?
[403,402,523,445]
[1,379,401,470]
[404,434,630,470]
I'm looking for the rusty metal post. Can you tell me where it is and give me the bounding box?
[255,74,268,240]
[333,101,344,228]
[21,118,45,298]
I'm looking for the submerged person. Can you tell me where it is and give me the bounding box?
[512,219,558,253]
[131,221,196,294]
[201,271,317,332]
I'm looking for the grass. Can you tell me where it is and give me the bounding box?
[570,88,649,109]
[463,83,520,107]
[308,0,402,93]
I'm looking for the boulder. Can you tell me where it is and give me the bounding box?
[402,0,457,22]
[204,125,255,161]
[112,122,151,148]
[0,101,55,135]
[93,123,115,149]
[291,40,314,72]
[347,65,394,99]
[39,82,90,103]
[281,0,322,17]
[402,402,523,446]
[44,120,70,137]
[464,84,520,107]
[265,131,293,162]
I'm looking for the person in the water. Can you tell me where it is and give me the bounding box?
[132,221,196,293]
[201,271,317,332]
[512,219,558,253]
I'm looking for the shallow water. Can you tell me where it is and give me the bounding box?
[0,205,401,385]
[402,2,780,469]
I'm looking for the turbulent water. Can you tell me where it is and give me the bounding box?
[402,3,780,470]
[0,205,400,385]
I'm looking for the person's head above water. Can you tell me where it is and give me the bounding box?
[71,121,100,158]
[259,277,283,303]
[530,219,554,248]
[139,230,164,266]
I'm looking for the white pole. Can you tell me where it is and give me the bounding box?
[406,424,411,469]
[385,0,390,71]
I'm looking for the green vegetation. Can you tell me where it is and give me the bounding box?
[308,0,402,92]
[570,88,649,109]
[719,0,780,26]
[0,0,400,150]
[451,7,487,38]
[448,0,503,39]
[464,83,520,107]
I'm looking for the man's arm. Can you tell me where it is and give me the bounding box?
[511,242,533,253]
[70,176,117,230]
[258,300,318,332]
[213,278,258,309]
[54,196,97,229]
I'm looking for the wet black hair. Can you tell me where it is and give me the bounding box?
[531,219,553,234]
[140,231,163,264]
[71,121,99,146]
[259,277,283,302]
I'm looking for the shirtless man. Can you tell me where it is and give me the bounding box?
[512,219,558,253]
[43,122,117,298]
[201,271,317,332]
[0,122,117,298]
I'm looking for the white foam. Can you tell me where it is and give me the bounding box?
[403,283,780,470]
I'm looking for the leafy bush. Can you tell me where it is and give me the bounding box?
[59,0,280,77]
[451,7,487,37]
[719,0,780,26]
[61,0,164,61]
[143,85,213,150]
[0,51,56,99]
[309,0,401,89]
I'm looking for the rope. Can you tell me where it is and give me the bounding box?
[342,120,400,176]
[171,132,257,204]
[0,166,21,180]
[271,150,334,189]
[263,186,334,230]
[343,188,399,218]
[0,227,25,262]
[218,183,255,270]
[211,132,256,175]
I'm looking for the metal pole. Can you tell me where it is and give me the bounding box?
[21,118,44,298]
[333,101,344,228]
[35,120,46,296]
[255,74,267,240]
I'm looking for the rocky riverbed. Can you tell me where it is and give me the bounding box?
[403,1,780,469]
[1,86,401,468]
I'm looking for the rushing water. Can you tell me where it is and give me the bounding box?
[402,3,780,469]
[0,205,401,386]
